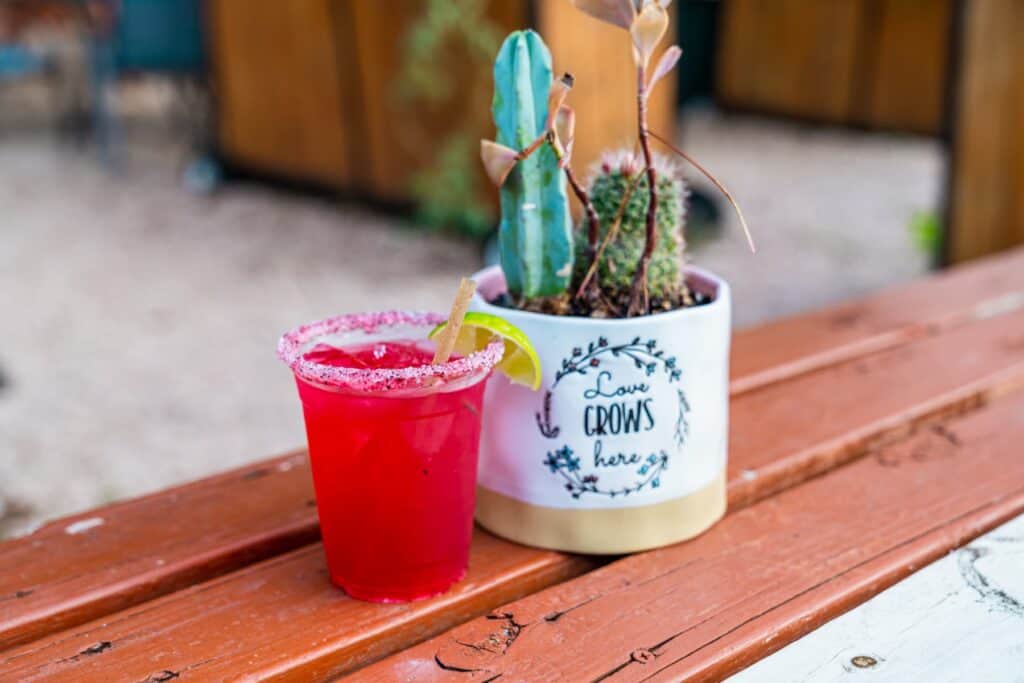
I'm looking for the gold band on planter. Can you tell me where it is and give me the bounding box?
[475,472,726,554]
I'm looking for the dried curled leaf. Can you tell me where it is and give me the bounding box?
[547,73,574,130]
[571,0,636,29]
[480,139,520,187]
[553,105,576,166]
[648,45,681,90]
[631,2,669,68]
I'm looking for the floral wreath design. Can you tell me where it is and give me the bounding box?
[544,447,670,499]
[555,336,682,385]
[535,336,691,499]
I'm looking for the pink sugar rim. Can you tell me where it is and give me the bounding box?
[277,310,504,392]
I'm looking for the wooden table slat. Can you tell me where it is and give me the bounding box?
[5,274,1024,679]
[0,531,594,682]
[354,388,1024,682]
[727,305,1024,508]
[730,246,1024,394]
[0,452,318,649]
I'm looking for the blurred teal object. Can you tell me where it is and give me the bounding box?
[114,0,205,73]
[85,0,210,176]
[182,156,222,195]
[0,46,49,82]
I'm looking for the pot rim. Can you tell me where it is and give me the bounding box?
[471,264,730,327]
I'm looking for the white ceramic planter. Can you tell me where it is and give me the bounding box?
[470,265,731,554]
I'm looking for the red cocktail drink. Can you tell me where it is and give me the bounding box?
[278,311,503,602]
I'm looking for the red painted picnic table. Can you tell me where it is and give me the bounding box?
[3,248,1024,682]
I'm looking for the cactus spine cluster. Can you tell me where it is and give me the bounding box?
[573,153,689,308]
[491,30,573,300]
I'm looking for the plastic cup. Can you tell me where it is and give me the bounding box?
[277,311,503,602]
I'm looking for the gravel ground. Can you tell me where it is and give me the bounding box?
[682,108,940,327]
[0,134,479,536]
[0,110,943,537]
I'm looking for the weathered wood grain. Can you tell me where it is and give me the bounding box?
[353,390,1024,682]
[728,513,1024,682]
[2,249,1022,654]
[0,531,595,682]
[5,298,1024,679]
[727,305,1024,508]
[730,246,1024,394]
[0,452,318,649]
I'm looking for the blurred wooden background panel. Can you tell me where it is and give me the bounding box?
[346,0,676,205]
[343,0,527,203]
[208,0,677,208]
[716,0,864,121]
[947,0,1024,263]
[856,0,953,134]
[716,0,950,135]
[208,0,354,186]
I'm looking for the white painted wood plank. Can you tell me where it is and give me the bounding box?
[729,514,1024,682]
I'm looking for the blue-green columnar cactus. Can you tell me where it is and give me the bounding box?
[574,152,689,307]
[492,30,573,300]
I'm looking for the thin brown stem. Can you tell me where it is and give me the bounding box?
[567,169,600,257]
[628,64,658,317]
[563,166,601,300]
[648,129,756,254]
[575,169,645,300]
[516,132,548,163]
[549,135,599,254]
[547,132,601,302]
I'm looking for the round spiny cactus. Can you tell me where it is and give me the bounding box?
[574,151,689,309]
